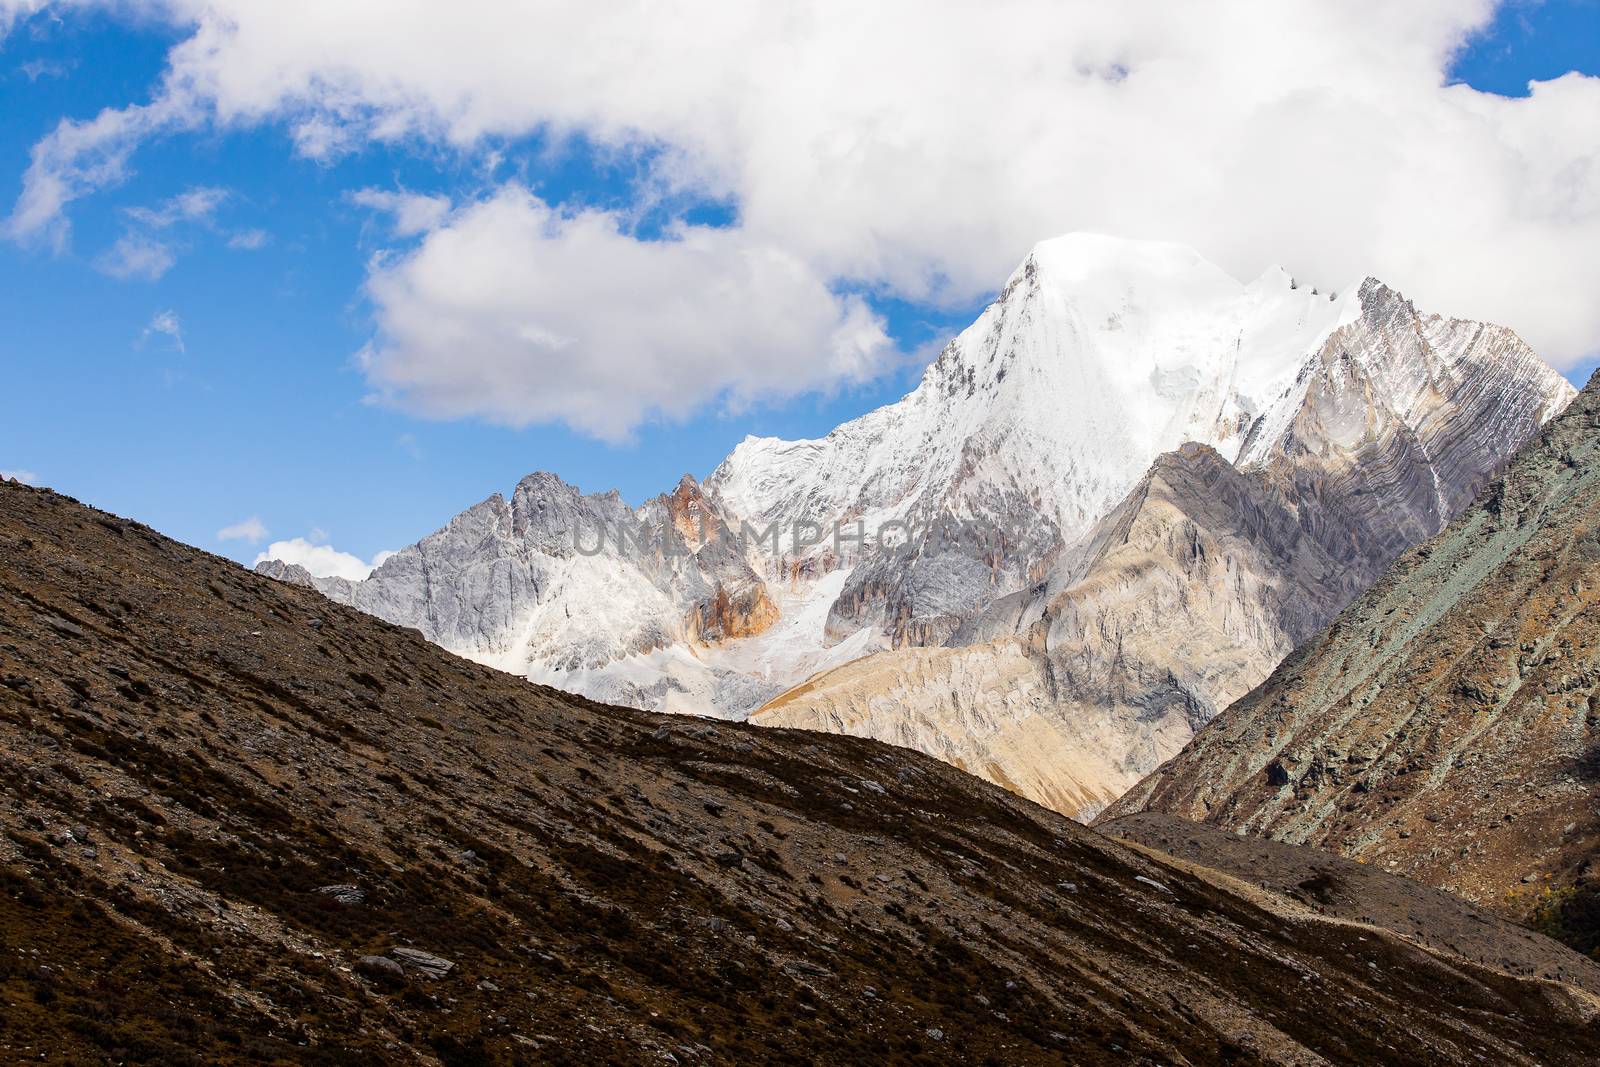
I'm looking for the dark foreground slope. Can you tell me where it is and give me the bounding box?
[1103,371,1600,944]
[2,481,1598,1066]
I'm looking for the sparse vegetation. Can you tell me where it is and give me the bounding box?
[1530,884,1600,959]
[2,479,1598,1064]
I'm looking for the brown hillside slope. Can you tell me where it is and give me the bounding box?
[2,479,1599,1065]
[1100,813,1600,994]
[1103,371,1600,947]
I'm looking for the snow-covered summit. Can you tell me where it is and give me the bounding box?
[708,233,1361,559]
[261,232,1574,727]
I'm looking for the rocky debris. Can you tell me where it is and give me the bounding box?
[1104,371,1600,944]
[42,614,85,638]
[5,479,1600,1064]
[390,947,455,979]
[315,884,365,906]
[357,955,405,980]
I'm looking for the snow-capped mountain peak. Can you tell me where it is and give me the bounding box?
[709,233,1361,561]
[262,233,1575,741]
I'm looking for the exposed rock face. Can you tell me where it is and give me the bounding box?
[708,236,1373,648]
[757,638,1136,817]
[271,471,780,711]
[757,442,1373,817]
[642,475,780,644]
[253,558,319,588]
[258,235,1573,811]
[6,479,1600,1064]
[758,282,1575,820]
[1102,372,1600,930]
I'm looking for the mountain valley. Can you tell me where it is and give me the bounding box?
[4,479,1600,1063]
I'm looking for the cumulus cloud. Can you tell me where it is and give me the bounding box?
[7,1,1600,428]
[137,309,184,351]
[359,185,892,440]
[253,537,391,581]
[349,187,452,237]
[216,516,268,544]
[1,469,39,485]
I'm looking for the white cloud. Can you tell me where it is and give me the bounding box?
[349,187,452,236]
[20,58,73,82]
[7,2,1600,419]
[216,515,268,543]
[0,1,49,38]
[6,87,196,247]
[253,537,390,581]
[93,185,231,278]
[227,227,268,250]
[138,309,184,351]
[1,469,39,485]
[96,232,175,280]
[125,185,228,229]
[359,185,892,441]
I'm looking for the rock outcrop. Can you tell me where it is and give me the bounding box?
[270,470,784,712]
[1102,371,1600,942]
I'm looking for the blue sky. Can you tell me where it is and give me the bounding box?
[1,1,1596,572]
[0,7,981,566]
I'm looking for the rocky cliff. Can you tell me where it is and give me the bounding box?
[1103,371,1600,943]
[758,277,1574,821]
[275,470,782,713]
[756,441,1368,818]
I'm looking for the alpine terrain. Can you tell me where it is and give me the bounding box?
[1103,369,1600,955]
[260,234,1575,820]
[5,479,1600,1064]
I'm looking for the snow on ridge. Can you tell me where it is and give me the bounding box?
[710,232,1365,555]
[262,232,1575,724]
